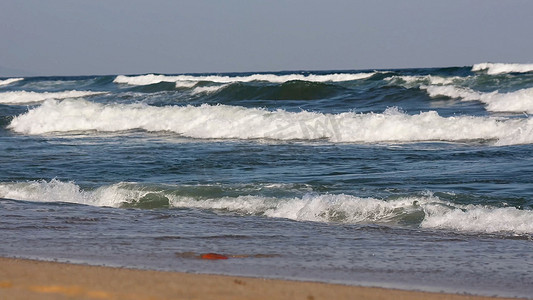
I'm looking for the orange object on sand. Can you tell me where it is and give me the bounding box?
[200,253,229,260]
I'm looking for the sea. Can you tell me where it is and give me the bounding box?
[0,62,532,298]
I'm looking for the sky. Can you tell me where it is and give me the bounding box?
[1,0,532,76]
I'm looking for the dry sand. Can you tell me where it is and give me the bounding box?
[0,257,521,300]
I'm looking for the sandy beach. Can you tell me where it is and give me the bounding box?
[0,257,521,300]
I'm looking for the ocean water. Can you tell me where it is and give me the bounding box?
[0,63,532,297]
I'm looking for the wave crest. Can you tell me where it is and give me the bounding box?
[1,180,531,235]
[423,85,533,113]
[385,75,463,87]
[0,78,24,86]
[114,72,376,86]
[0,90,105,104]
[472,63,533,75]
[195,81,344,100]
[8,99,533,145]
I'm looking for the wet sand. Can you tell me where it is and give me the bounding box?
[0,257,520,300]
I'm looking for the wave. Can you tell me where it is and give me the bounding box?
[472,63,533,75]
[0,90,105,105]
[8,99,533,145]
[132,80,345,100]
[0,78,24,86]
[202,81,344,101]
[191,84,229,95]
[1,179,531,235]
[114,72,376,86]
[423,85,533,113]
[385,75,464,86]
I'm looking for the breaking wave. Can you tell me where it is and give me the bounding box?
[114,72,376,86]
[423,85,533,113]
[8,99,533,145]
[191,84,229,95]
[385,75,464,87]
[0,78,24,86]
[129,80,344,101]
[201,81,344,100]
[1,179,531,235]
[0,90,105,104]
[472,63,533,75]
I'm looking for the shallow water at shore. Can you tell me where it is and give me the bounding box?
[1,198,532,297]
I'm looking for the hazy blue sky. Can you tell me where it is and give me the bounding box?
[1,0,532,76]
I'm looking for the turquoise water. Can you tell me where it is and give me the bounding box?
[0,63,532,297]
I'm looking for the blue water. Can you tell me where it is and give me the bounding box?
[0,64,532,297]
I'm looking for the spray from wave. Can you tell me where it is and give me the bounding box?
[0,179,531,235]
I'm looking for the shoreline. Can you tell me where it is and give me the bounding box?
[0,257,522,300]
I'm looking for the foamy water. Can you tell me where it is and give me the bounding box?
[385,75,464,86]
[114,72,376,86]
[9,99,533,145]
[0,90,105,104]
[1,179,530,235]
[423,85,533,113]
[472,62,533,74]
[0,78,24,86]
[191,84,229,95]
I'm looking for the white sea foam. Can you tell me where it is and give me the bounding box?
[8,99,533,145]
[174,81,197,88]
[472,63,533,75]
[423,85,533,113]
[191,84,229,95]
[0,78,24,86]
[1,180,531,235]
[0,90,105,104]
[114,72,376,86]
[421,204,533,234]
[170,193,422,224]
[385,75,462,86]
[0,180,149,207]
[423,85,482,101]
